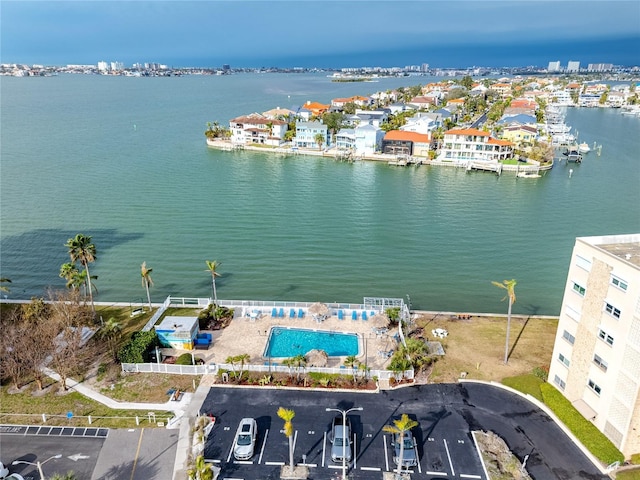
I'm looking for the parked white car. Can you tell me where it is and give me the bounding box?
[233,418,257,460]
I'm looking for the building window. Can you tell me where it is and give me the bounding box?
[562,330,575,345]
[558,353,570,367]
[565,305,581,321]
[593,354,608,371]
[587,379,602,396]
[611,275,628,292]
[604,302,621,319]
[554,375,566,390]
[572,282,586,296]
[598,329,614,346]
[575,255,592,271]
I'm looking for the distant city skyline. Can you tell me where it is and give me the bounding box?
[2,1,639,68]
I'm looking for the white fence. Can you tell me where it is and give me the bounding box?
[121,361,414,381]
[121,363,217,375]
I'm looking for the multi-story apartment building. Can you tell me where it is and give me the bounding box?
[548,234,640,458]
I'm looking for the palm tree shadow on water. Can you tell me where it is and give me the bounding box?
[0,228,144,298]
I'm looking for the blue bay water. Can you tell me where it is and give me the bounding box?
[1,73,639,314]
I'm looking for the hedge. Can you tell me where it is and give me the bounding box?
[117,330,159,364]
[540,383,624,465]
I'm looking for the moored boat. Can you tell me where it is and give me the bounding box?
[578,142,591,154]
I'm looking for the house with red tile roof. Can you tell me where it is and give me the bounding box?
[382,130,431,157]
[301,100,330,116]
[229,113,288,146]
[490,82,513,98]
[408,95,439,109]
[437,128,514,164]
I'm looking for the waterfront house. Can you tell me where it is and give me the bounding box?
[262,106,297,120]
[335,128,356,151]
[548,233,640,458]
[400,112,443,135]
[354,124,384,155]
[155,316,199,350]
[500,125,538,146]
[497,113,537,128]
[293,121,329,149]
[606,91,626,108]
[579,94,602,108]
[382,130,431,157]
[437,128,514,164]
[229,113,288,146]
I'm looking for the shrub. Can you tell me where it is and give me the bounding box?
[117,330,159,364]
[175,353,193,365]
[540,383,623,465]
[532,365,549,381]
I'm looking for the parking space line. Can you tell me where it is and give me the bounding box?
[353,433,357,469]
[383,434,390,471]
[443,439,455,476]
[322,431,327,467]
[226,438,234,463]
[233,460,252,465]
[264,461,284,466]
[258,428,269,464]
[460,474,482,479]
[361,466,382,471]
[426,472,448,476]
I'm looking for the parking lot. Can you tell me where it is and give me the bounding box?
[202,387,487,479]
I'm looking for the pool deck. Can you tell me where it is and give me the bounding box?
[164,312,401,370]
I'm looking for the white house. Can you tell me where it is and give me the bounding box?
[354,124,384,155]
[437,128,514,164]
[229,113,287,146]
[293,121,329,149]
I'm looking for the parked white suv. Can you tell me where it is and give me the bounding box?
[233,418,257,460]
[328,415,352,463]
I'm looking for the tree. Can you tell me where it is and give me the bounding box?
[187,455,214,480]
[141,261,154,309]
[64,234,97,311]
[344,355,359,383]
[60,262,80,289]
[277,407,296,472]
[383,413,419,474]
[492,279,517,364]
[291,354,306,382]
[236,353,250,380]
[100,317,123,361]
[225,355,238,379]
[205,260,222,305]
[314,132,325,150]
[50,472,77,480]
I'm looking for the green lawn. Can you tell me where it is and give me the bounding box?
[501,374,544,401]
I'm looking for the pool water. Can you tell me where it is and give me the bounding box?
[264,327,359,358]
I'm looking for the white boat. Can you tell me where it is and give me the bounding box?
[578,142,591,154]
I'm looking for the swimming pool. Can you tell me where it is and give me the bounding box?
[264,327,360,358]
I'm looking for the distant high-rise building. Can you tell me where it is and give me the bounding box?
[222,64,230,71]
[421,63,430,72]
[567,61,581,73]
[548,233,640,458]
[588,63,614,72]
[548,61,561,72]
[97,61,108,72]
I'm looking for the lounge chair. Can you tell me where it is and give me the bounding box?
[298,308,305,318]
[279,308,285,318]
[272,307,278,317]
[289,308,296,318]
[338,310,344,320]
[352,310,358,320]
[361,311,368,321]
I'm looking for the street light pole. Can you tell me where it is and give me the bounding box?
[326,406,363,480]
[13,454,62,480]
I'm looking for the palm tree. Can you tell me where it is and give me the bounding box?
[314,132,325,150]
[236,353,250,380]
[188,454,215,480]
[277,407,296,472]
[225,355,238,379]
[383,413,419,474]
[205,260,222,305]
[344,355,359,383]
[100,317,122,361]
[492,279,517,364]
[65,233,97,310]
[59,262,80,289]
[141,261,154,309]
[292,354,307,382]
[0,277,11,293]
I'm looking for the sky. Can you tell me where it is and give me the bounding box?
[2,0,640,68]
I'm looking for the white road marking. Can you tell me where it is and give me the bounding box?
[258,428,269,464]
[360,467,381,471]
[426,471,448,476]
[383,434,390,471]
[233,460,252,465]
[444,438,455,476]
[264,461,284,466]
[460,475,482,479]
[322,431,327,467]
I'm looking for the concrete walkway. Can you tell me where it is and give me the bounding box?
[43,367,214,480]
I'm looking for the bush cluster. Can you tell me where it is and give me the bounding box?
[117,330,159,364]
